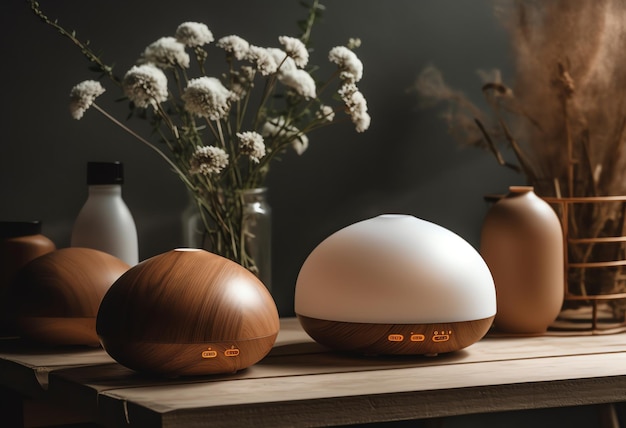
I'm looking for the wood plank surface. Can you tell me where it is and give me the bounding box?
[2,318,626,427]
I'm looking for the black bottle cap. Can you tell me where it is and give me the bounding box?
[0,221,43,238]
[87,161,124,185]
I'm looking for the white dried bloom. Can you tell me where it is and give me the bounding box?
[347,38,362,49]
[278,36,308,68]
[69,80,105,119]
[291,132,309,155]
[267,47,297,74]
[190,146,229,175]
[182,77,234,121]
[328,46,363,82]
[229,66,256,100]
[139,37,190,69]
[279,69,316,99]
[263,47,314,98]
[175,22,214,47]
[123,64,169,108]
[262,117,309,155]
[237,131,266,163]
[338,83,371,132]
[316,105,335,122]
[247,45,279,76]
[216,35,250,60]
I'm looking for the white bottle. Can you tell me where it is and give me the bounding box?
[71,161,139,265]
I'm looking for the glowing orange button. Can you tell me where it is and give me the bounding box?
[224,348,240,357]
[201,350,218,359]
[410,334,425,342]
[387,334,404,342]
[432,334,450,342]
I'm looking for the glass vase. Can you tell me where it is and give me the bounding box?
[181,188,272,293]
[241,188,272,292]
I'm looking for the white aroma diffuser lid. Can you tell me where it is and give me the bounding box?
[295,214,496,324]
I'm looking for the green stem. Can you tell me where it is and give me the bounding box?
[29,1,120,85]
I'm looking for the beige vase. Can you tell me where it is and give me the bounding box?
[480,186,564,334]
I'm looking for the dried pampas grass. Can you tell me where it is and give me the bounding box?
[415,0,626,325]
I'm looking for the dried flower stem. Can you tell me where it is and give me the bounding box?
[92,103,194,190]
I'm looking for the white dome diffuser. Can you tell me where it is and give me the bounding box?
[295,214,496,355]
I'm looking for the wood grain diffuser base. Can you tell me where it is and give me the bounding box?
[8,247,130,346]
[295,215,497,356]
[96,249,280,376]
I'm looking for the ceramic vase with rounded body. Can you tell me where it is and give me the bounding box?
[96,249,280,376]
[295,214,497,356]
[8,247,130,346]
[480,186,564,334]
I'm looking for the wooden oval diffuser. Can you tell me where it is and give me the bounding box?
[9,247,129,346]
[295,215,497,356]
[96,249,280,376]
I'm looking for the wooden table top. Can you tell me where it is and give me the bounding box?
[1,317,625,427]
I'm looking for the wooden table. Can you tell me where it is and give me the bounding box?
[1,317,625,427]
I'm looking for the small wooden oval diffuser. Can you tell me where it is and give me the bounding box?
[8,247,130,346]
[96,249,280,376]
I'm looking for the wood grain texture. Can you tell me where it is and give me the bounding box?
[96,249,280,376]
[1,317,626,427]
[8,247,130,346]
[297,315,495,355]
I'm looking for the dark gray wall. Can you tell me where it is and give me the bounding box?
[1,0,520,317]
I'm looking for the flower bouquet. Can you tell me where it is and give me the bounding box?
[30,0,370,286]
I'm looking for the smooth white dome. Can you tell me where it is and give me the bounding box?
[295,214,496,324]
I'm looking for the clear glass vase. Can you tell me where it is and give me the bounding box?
[241,188,272,292]
[181,188,272,293]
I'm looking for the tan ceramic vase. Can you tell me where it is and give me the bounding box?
[480,186,564,334]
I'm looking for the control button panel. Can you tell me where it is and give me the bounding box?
[387,334,404,342]
[432,330,452,342]
[410,334,425,342]
[201,348,218,359]
[224,347,240,357]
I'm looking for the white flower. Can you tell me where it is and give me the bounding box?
[279,69,316,99]
[123,64,169,108]
[237,131,266,163]
[267,47,296,74]
[262,117,309,155]
[338,83,371,132]
[246,46,279,76]
[264,47,314,98]
[278,36,308,68]
[216,35,250,60]
[182,77,234,121]
[69,80,105,119]
[291,133,309,155]
[175,22,214,47]
[316,105,335,122]
[139,37,190,69]
[347,38,362,49]
[328,46,363,82]
[190,146,229,175]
